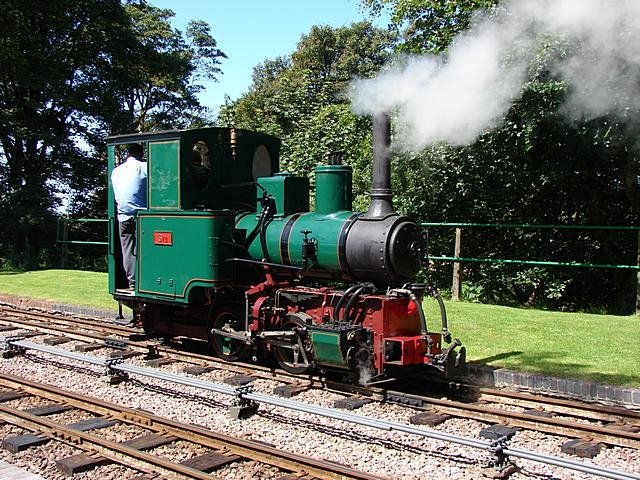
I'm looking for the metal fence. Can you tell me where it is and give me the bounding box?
[56,217,108,268]
[56,217,108,246]
[56,217,640,307]
[421,222,640,307]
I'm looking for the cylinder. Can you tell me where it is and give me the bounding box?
[315,165,352,214]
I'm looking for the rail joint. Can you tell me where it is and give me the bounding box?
[1,336,26,358]
[229,385,258,420]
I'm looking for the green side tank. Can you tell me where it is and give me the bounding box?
[236,163,358,280]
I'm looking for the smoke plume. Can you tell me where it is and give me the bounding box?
[351,0,640,150]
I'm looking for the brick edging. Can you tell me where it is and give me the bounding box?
[0,294,118,321]
[467,364,640,408]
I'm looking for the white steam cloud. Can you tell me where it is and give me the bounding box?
[351,0,640,150]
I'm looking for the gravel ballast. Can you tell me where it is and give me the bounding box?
[3,295,639,409]
[0,339,638,479]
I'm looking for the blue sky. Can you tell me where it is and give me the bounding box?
[150,0,389,115]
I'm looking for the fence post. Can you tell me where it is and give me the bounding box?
[61,220,68,269]
[637,230,640,314]
[452,227,463,301]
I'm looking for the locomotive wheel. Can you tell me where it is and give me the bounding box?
[272,313,313,374]
[209,310,250,362]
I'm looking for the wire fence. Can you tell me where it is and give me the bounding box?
[57,217,640,269]
[56,217,108,269]
[56,217,640,307]
[56,217,108,246]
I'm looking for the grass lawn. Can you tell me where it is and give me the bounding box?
[1,270,639,387]
[424,299,640,387]
[0,270,116,311]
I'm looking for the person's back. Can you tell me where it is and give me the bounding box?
[112,144,147,289]
[112,154,147,221]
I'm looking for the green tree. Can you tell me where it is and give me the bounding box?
[0,0,225,269]
[362,0,499,54]
[218,22,395,203]
[0,0,132,268]
[100,3,226,134]
[78,1,227,238]
[292,23,394,94]
[362,0,640,312]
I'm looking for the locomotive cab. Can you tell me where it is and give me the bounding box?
[107,128,281,299]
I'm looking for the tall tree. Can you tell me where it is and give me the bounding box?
[218,22,395,204]
[100,3,226,134]
[0,0,132,267]
[0,0,226,268]
[362,0,499,54]
[362,0,640,312]
[292,23,393,96]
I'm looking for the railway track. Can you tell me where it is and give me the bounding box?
[0,304,367,392]
[1,304,640,479]
[0,372,385,479]
[2,305,638,448]
[386,387,640,450]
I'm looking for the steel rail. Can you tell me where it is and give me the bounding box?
[5,338,640,480]
[0,373,384,480]
[0,401,227,479]
[0,312,261,378]
[503,446,637,480]
[386,390,640,449]
[0,312,138,350]
[6,307,637,413]
[476,387,640,424]
[4,308,640,442]
[0,307,338,388]
[0,306,137,336]
[6,340,490,450]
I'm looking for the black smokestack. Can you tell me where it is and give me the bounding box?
[365,112,394,218]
